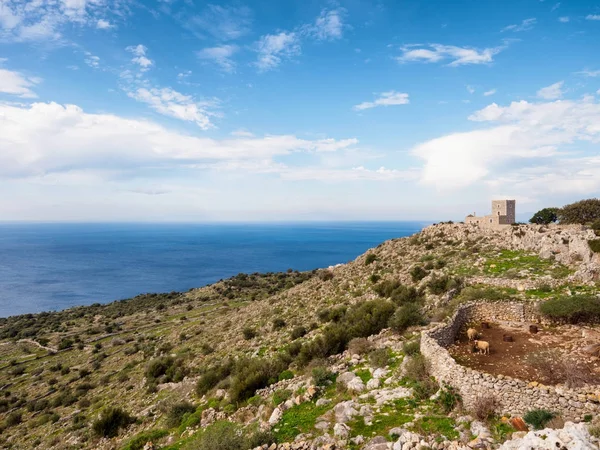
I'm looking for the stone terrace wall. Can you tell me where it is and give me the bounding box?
[421,301,600,421]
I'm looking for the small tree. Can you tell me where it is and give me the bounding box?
[558,198,600,224]
[529,207,559,225]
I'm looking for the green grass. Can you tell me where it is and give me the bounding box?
[120,429,169,450]
[355,369,372,384]
[483,250,572,279]
[348,399,413,442]
[273,401,330,443]
[412,416,459,441]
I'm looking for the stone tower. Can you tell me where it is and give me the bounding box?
[465,199,516,228]
[491,200,516,224]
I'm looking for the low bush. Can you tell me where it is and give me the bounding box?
[437,384,461,413]
[145,356,188,384]
[403,354,429,382]
[196,359,234,397]
[290,326,307,340]
[427,275,462,295]
[472,395,499,421]
[523,409,555,430]
[278,370,294,381]
[229,356,288,403]
[92,407,135,438]
[165,402,196,428]
[272,318,286,331]
[388,303,425,333]
[317,270,334,281]
[402,340,420,356]
[311,366,334,387]
[368,348,391,368]
[588,239,600,253]
[121,429,169,450]
[243,327,258,340]
[183,420,244,450]
[5,411,22,428]
[539,295,600,323]
[365,254,377,265]
[410,266,429,283]
[348,337,372,355]
[273,389,292,406]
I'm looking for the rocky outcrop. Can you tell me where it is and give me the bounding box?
[498,422,598,449]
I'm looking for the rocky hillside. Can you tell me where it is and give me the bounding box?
[0,222,599,450]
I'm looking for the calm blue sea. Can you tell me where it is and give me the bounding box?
[0,222,426,318]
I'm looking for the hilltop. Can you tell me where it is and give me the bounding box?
[1,222,599,450]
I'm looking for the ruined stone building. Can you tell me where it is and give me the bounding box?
[465,200,516,228]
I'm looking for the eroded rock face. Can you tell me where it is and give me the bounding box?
[498,421,598,450]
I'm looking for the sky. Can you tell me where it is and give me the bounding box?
[0,0,600,222]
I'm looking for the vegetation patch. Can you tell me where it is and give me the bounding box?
[412,416,459,441]
[273,401,330,443]
[539,295,600,323]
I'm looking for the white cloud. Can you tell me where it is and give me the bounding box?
[551,3,560,12]
[466,85,475,94]
[127,87,216,130]
[84,52,100,68]
[586,15,600,21]
[302,8,346,41]
[126,44,153,71]
[559,16,570,22]
[0,68,40,97]
[353,91,410,111]
[96,19,113,29]
[397,43,505,66]
[0,101,360,179]
[412,97,600,192]
[196,45,237,72]
[577,69,600,77]
[254,32,300,71]
[537,81,564,99]
[483,89,497,96]
[187,5,252,41]
[501,18,536,32]
[0,0,125,42]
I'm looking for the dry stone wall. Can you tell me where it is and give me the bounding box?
[421,301,600,421]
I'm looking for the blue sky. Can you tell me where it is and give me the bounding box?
[1,0,600,221]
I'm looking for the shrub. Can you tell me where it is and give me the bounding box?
[539,295,600,323]
[427,275,462,295]
[403,354,430,382]
[402,340,420,356]
[229,356,288,403]
[58,338,74,350]
[196,360,234,397]
[529,208,559,225]
[592,219,600,236]
[92,407,135,438]
[523,409,555,430]
[348,337,372,355]
[368,348,391,368]
[437,384,461,413]
[388,304,425,333]
[278,370,294,381]
[273,389,292,406]
[5,411,22,428]
[165,402,196,428]
[272,318,286,331]
[410,266,429,283]
[184,420,244,450]
[365,254,377,265]
[311,366,334,386]
[243,327,258,340]
[290,326,307,340]
[472,395,499,421]
[369,274,380,284]
[318,270,334,281]
[558,198,600,224]
[121,430,169,450]
[588,239,600,253]
[145,356,187,384]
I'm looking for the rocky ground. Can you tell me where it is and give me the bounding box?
[0,222,599,449]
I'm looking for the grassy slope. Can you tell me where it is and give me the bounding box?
[0,224,596,449]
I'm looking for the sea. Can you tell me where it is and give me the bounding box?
[0,222,427,318]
